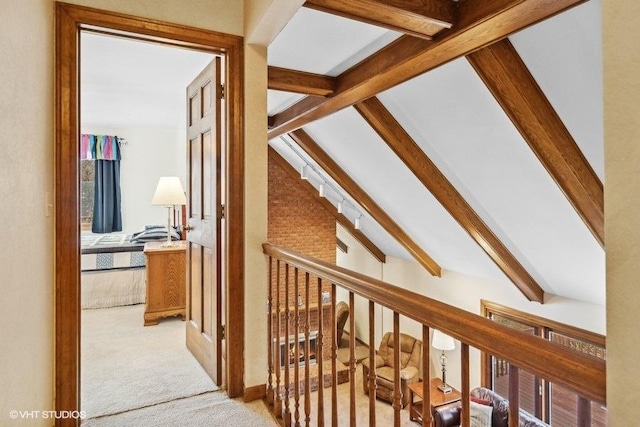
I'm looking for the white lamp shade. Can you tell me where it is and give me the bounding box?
[432,329,455,351]
[151,177,186,206]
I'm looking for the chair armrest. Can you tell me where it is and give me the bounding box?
[434,401,461,427]
[373,355,385,368]
[399,366,419,380]
[361,354,385,369]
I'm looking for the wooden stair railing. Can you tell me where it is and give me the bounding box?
[263,243,606,426]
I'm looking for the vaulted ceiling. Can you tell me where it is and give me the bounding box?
[267,0,604,304]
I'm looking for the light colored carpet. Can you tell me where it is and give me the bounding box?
[301,361,417,426]
[81,391,277,427]
[336,336,370,365]
[81,304,218,419]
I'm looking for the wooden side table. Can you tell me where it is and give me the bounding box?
[143,240,186,326]
[408,378,461,425]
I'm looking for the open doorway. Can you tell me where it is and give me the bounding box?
[54,4,245,421]
[78,31,219,420]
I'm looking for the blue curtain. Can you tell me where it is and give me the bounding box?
[92,160,122,233]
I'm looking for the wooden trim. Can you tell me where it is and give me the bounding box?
[243,384,266,402]
[268,146,386,263]
[262,243,606,404]
[480,300,606,347]
[336,237,348,254]
[467,39,604,247]
[268,0,586,139]
[461,343,470,427]
[508,365,520,427]
[304,0,454,39]
[54,4,245,423]
[268,66,336,97]
[288,129,441,276]
[355,97,544,302]
[55,6,80,425]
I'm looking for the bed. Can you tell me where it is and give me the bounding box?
[81,227,183,309]
[81,232,146,309]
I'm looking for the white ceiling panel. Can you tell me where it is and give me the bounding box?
[268,7,401,76]
[377,57,604,304]
[510,0,603,180]
[303,108,512,286]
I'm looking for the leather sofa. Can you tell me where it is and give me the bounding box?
[433,387,550,427]
[361,332,421,408]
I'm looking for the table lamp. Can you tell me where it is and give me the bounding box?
[432,329,456,393]
[151,177,186,247]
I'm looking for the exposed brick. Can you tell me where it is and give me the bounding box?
[268,155,336,359]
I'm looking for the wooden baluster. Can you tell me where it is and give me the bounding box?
[508,364,520,427]
[293,268,301,427]
[330,284,338,427]
[461,343,470,427]
[422,325,431,426]
[348,292,356,427]
[283,264,291,427]
[368,301,376,426]
[316,277,325,427]
[393,312,401,427]
[577,396,591,427]
[304,272,311,427]
[267,256,274,406]
[274,260,282,418]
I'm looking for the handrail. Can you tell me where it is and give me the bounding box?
[263,243,606,405]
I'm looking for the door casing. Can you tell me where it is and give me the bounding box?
[54,3,245,424]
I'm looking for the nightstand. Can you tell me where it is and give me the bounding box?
[143,240,186,326]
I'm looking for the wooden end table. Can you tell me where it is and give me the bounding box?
[143,240,186,326]
[408,378,461,425]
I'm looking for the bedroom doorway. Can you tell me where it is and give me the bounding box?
[78,32,223,420]
[54,3,245,423]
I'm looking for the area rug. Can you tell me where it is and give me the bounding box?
[81,304,218,419]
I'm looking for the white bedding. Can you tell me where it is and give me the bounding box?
[81,268,145,309]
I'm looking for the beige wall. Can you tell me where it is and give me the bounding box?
[337,225,606,391]
[603,0,640,424]
[0,1,54,426]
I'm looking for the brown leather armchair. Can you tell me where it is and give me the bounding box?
[362,332,422,408]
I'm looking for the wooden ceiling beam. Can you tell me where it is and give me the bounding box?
[355,97,545,302]
[304,0,454,40]
[268,146,387,263]
[268,0,586,140]
[268,66,336,97]
[466,39,604,247]
[288,129,441,276]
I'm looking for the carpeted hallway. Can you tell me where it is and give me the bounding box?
[81,304,276,426]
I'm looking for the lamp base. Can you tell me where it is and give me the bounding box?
[438,383,452,394]
[160,242,177,248]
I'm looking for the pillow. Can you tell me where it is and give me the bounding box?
[470,400,493,427]
[470,396,492,407]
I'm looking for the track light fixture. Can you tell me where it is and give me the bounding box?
[280,136,365,231]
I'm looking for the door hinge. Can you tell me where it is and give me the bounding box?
[217,83,225,100]
[219,324,226,340]
[217,204,226,219]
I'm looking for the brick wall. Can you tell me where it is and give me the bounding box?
[268,153,336,359]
